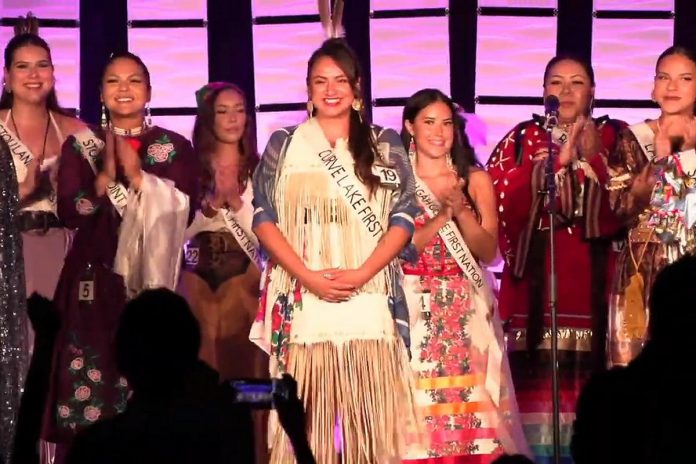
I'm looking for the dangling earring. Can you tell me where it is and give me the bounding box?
[307,100,314,117]
[145,104,152,128]
[446,154,455,173]
[408,136,416,159]
[352,99,364,123]
[588,96,595,117]
[100,104,108,129]
[351,98,363,112]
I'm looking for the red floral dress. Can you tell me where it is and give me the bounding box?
[403,215,507,463]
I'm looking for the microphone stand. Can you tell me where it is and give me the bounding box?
[542,115,561,464]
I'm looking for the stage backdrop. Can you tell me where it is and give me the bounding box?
[1,0,679,278]
[1,0,672,159]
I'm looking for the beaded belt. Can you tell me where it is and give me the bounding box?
[17,211,61,233]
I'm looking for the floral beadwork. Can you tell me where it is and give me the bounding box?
[405,214,504,459]
[56,335,129,429]
[145,134,177,165]
[74,190,97,215]
[269,278,302,374]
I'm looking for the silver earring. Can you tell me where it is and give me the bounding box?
[101,104,108,129]
[446,154,455,173]
[145,104,152,127]
[408,136,416,158]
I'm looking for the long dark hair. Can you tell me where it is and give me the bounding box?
[100,51,152,125]
[192,82,259,200]
[306,38,380,193]
[401,88,481,215]
[0,15,68,114]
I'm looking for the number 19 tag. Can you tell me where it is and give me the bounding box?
[79,280,95,302]
[372,165,400,189]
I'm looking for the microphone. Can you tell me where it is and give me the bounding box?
[544,95,560,131]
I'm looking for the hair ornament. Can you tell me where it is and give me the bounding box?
[318,0,345,38]
[195,82,235,110]
[13,11,40,36]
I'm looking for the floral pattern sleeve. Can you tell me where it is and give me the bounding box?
[57,134,111,229]
[606,128,651,227]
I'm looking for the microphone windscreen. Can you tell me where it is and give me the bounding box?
[544,95,560,112]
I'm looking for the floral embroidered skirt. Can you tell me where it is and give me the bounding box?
[42,261,128,444]
[403,273,529,463]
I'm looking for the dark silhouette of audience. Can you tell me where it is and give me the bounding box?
[11,293,61,464]
[571,255,696,464]
[60,288,315,464]
[491,453,535,464]
[64,288,255,463]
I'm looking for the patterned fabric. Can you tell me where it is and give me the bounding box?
[0,138,28,464]
[606,128,676,367]
[43,126,199,444]
[403,215,528,463]
[251,123,419,363]
[486,115,627,463]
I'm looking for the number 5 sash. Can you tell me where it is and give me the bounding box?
[412,166,503,405]
[219,183,261,269]
[73,129,129,216]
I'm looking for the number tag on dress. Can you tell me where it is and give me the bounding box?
[78,280,95,302]
[417,291,431,318]
[372,165,400,189]
[185,247,200,266]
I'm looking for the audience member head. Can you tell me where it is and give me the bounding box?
[491,454,535,464]
[115,288,201,393]
[648,254,696,354]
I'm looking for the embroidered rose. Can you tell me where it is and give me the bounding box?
[147,143,174,163]
[87,369,102,383]
[145,134,177,164]
[74,385,91,401]
[70,357,84,371]
[76,198,95,215]
[58,405,71,418]
[83,406,101,422]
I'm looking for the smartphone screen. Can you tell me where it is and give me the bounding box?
[228,378,289,409]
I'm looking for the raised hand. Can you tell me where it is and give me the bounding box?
[576,118,603,161]
[115,135,142,187]
[630,164,657,205]
[558,116,585,166]
[442,178,467,216]
[654,119,672,161]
